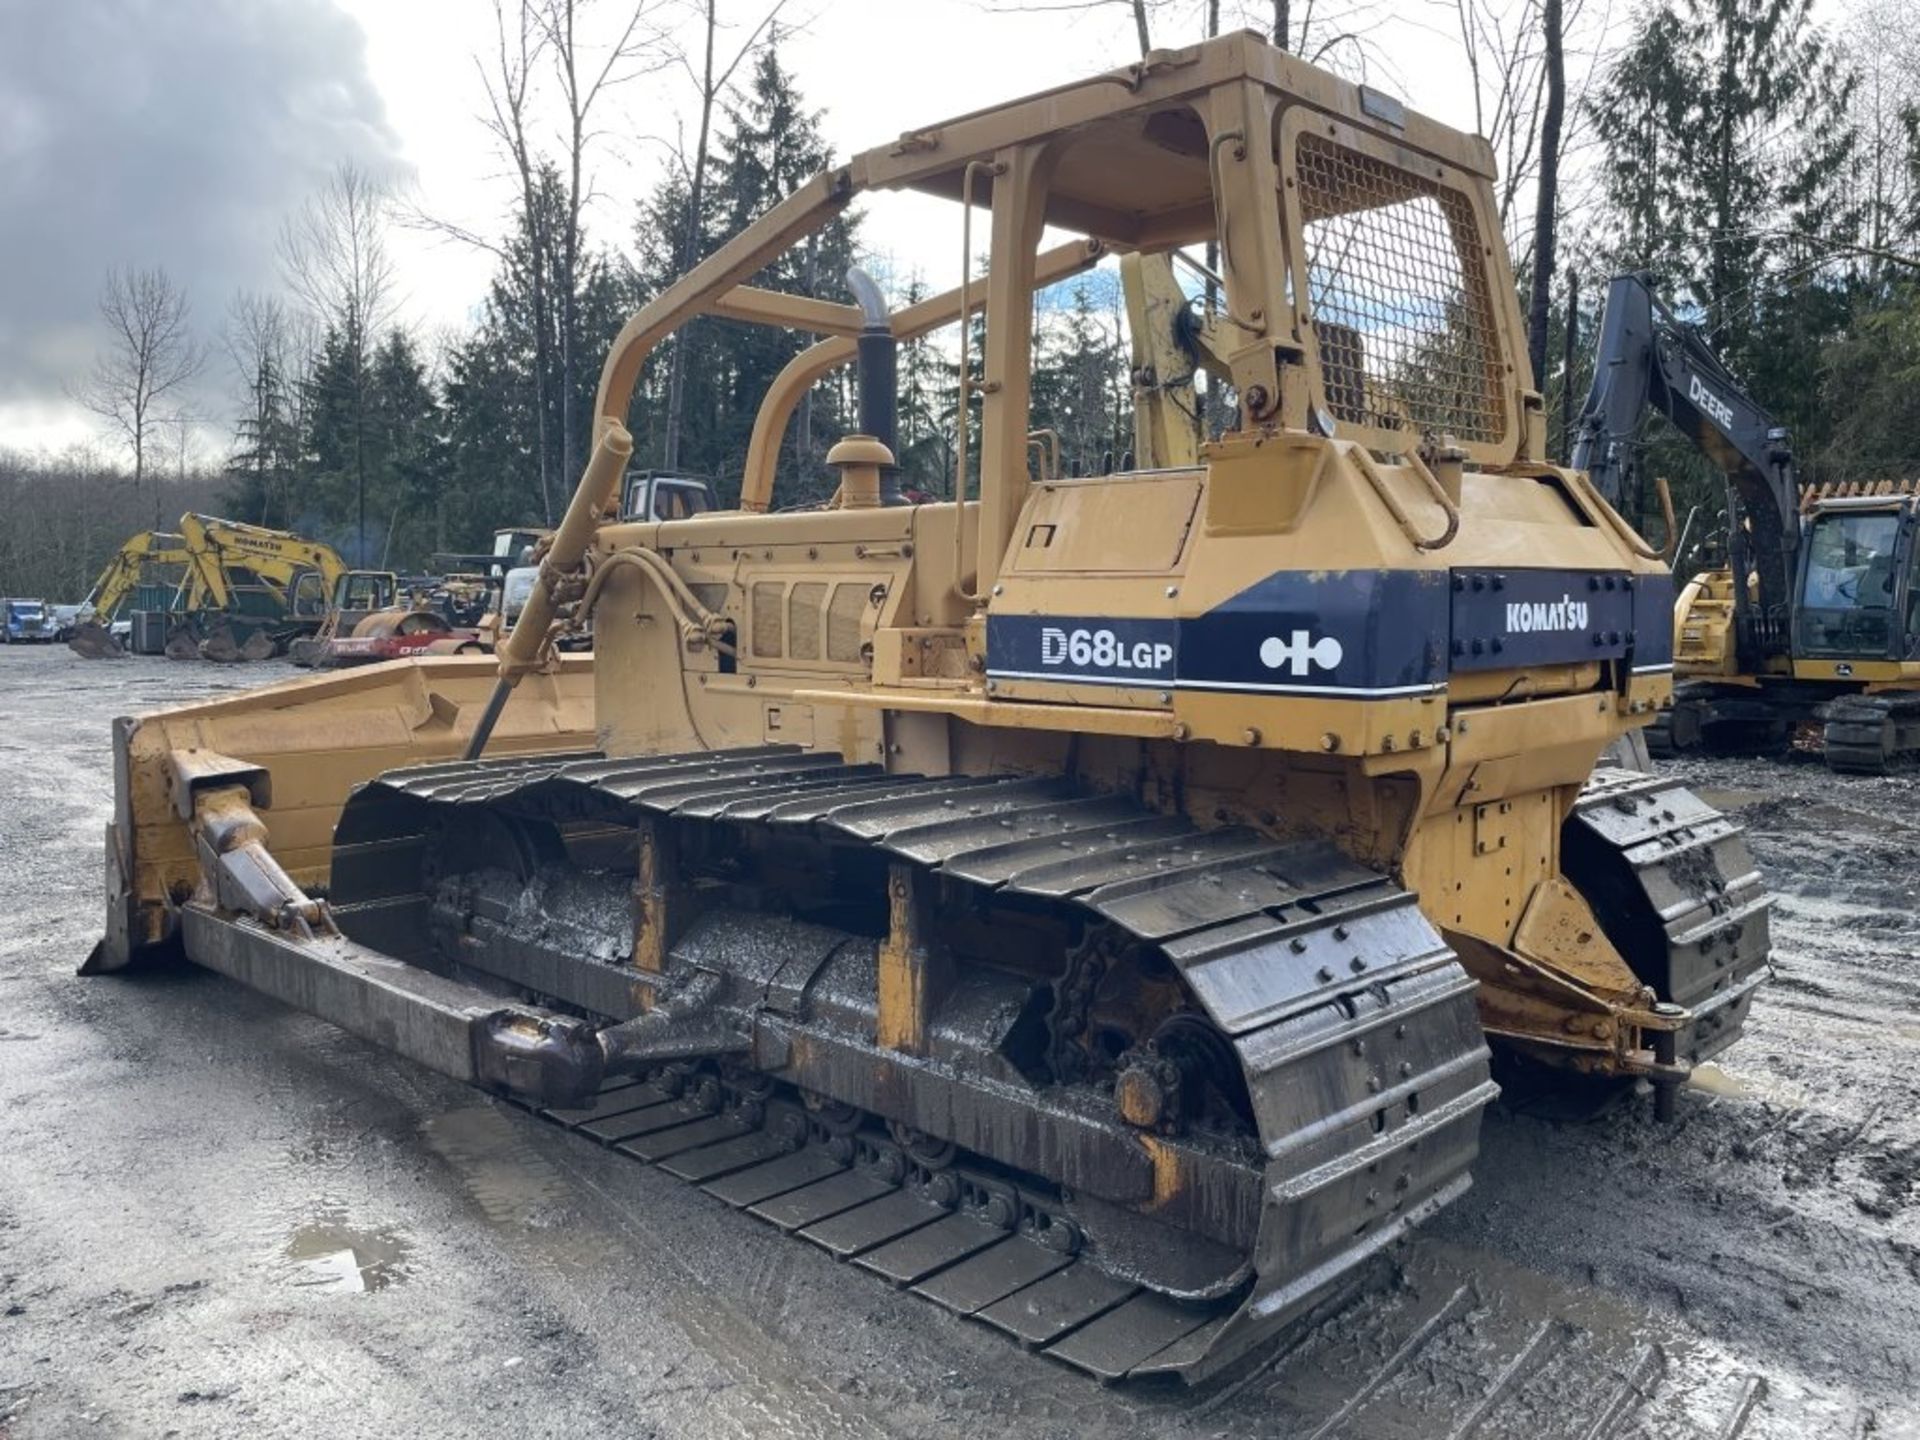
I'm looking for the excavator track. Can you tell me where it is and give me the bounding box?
[1643,680,1786,759]
[1565,768,1771,1065]
[324,747,1497,1384]
[1648,681,1920,774]
[1816,691,1920,775]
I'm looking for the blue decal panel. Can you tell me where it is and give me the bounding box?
[1180,570,1449,696]
[986,616,1179,688]
[988,568,1672,697]
[1448,569,1635,672]
[1630,572,1675,671]
[987,571,1450,697]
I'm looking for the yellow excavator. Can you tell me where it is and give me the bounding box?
[86,35,1768,1383]
[80,530,200,618]
[68,531,201,658]
[70,514,349,660]
[1573,272,1920,772]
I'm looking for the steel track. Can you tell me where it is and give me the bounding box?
[1567,768,1772,1065]
[328,747,1497,1381]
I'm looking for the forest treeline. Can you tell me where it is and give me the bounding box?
[4,0,1919,603]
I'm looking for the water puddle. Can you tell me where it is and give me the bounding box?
[283,1221,412,1293]
[1696,787,1771,812]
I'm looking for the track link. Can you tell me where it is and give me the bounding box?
[1566,768,1771,1065]
[328,747,1497,1383]
[1817,691,1920,775]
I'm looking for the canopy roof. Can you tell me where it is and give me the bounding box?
[848,30,1497,248]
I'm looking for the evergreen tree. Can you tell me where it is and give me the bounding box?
[366,331,444,565]
[440,164,636,551]
[1588,0,1861,524]
[1030,282,1129,478]
[225,341,300,527]
[894,276,954,497]
[1591,0,1858,361]
[299,325,443,567]
[301,319,371,554]
[632,42,861,506]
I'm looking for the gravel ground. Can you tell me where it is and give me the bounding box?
[1,644,1915,1438]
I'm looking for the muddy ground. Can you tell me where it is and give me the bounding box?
[0,643,1915,1438]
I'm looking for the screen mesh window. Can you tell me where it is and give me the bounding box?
[1294,134,1506,445]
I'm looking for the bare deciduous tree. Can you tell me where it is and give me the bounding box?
[77,266,205,522]
[279,163,399,560]
[1527,0,1564,387]
[536,0,676,486]
[424,0,672,515]
[279,164,398,347]
[476,0,560,520]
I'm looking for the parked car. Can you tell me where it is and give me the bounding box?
[2,598,58,643]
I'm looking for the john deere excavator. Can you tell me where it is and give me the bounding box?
[1572,271,1920,772]
[87,35,1767,1383]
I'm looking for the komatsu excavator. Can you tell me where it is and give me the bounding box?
[87,36,1767,1383]
[1573,271,1920,772]
[70,514,353,660]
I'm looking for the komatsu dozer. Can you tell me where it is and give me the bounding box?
[89,33,1769,1383]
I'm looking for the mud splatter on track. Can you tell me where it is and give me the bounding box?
[0,647,1913,1437]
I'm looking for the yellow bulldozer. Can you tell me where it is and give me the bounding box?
[86,35,1768,1383]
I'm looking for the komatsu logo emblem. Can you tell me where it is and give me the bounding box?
[1259,630,1344,676]
[1688,374,1735,429]
[1504,595,1589,633]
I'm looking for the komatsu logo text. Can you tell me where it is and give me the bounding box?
[1688,374,1735,430]
[1504,595,1590,634]
[1039,626,1173,673]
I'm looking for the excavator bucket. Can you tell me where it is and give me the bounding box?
[67,621,127,660]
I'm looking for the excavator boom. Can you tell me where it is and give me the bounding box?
[1571,272,1800,665]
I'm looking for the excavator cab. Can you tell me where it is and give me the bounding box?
[1795,499,1920,662]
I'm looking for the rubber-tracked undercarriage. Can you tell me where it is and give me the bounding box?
[91,33,1770,1384]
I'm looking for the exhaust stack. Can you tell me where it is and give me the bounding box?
[845,267,902,504]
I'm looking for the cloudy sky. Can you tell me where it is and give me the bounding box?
[1,0,1514,460]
